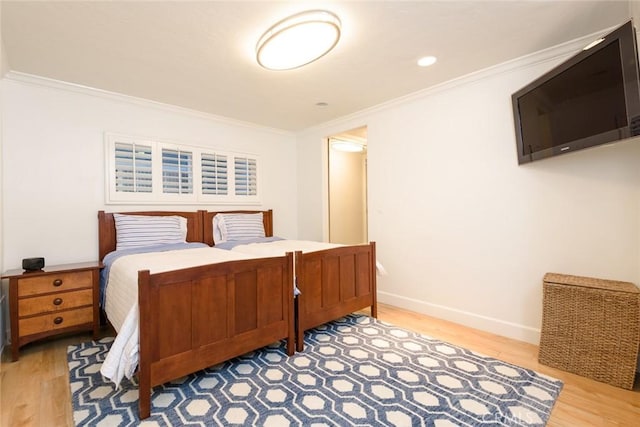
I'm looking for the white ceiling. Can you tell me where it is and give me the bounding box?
[1,1,633,131]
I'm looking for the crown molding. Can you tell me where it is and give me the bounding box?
[3,71,293,136]
[4,21,629,139]
[301,23,624,135]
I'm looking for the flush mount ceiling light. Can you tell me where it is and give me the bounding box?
[256,10,341,70]
[417,55,437,67]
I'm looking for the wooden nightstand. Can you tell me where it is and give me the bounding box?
[2,261,103,361]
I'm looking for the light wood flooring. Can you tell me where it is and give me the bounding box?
[1,303,639,426]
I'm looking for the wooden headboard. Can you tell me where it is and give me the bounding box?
[203,210,273,246]
[97,210,204,261]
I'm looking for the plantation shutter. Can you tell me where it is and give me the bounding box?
[234,156,257,196]
[201,153,228,195]
[162,148,193,194]
[114,142,153,193]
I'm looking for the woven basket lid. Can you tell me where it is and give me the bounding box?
[543,272,639,294]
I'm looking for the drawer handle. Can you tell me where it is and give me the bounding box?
[53,298,63,306]
[53,316,63,325]
[53,279,63,287]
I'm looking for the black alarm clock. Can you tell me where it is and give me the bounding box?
[22,257,45,272]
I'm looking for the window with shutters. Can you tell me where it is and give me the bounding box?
[106,133,260,204]
[115,142,153,193]
[201,153,228,195]
[234,156,257,196]
[162,148,193,194]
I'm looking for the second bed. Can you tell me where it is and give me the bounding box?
[202,210,378,351]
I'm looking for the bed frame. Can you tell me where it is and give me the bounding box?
[295,242,377,351]
[204,209,377,352]
[97,210,295,419]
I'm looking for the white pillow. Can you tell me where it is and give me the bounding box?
[177,216,187,239]
[114,214,187,250]
[212,215,224,245]
[213,213,265,244]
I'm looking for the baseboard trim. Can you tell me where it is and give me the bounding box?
[377,291,541,345]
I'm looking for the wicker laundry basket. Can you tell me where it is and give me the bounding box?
[539,273,640,389]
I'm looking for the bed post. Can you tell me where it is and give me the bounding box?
[138,269,152,420]
[264,209,273,237]
[98,210,116,262]
[197,210,209,245]
[294,250,304,352]
[370,241,378,318]
[285,252,295,356]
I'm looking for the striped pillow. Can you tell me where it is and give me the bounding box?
[114,214,187,250]
[216,213,265,243]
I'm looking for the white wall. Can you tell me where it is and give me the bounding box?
[1,76,298,268]
[297,36,640,344]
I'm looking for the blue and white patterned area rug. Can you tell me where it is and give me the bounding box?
[68,314,562,426]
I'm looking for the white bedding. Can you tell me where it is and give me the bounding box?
[100,247,255,388]
[230,240,387,275]
[229,239,343,257]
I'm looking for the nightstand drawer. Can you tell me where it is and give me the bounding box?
[17,271,93,297]
[18,289,93,317]
[18,306,93,337]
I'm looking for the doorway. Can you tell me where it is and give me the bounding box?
[327,126,368,244]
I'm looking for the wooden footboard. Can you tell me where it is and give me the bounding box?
[295,242,377,351]
[137,253,295,419]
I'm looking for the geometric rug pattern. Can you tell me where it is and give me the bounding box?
[68,314,562,426]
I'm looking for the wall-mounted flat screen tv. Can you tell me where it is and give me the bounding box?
[512,20,640,165]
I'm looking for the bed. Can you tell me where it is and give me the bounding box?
[203,210,378,351]
[97,210,295,420]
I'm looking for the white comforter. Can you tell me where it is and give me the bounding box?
[100,247,255,388]
[229,239,342,257]
[230,240,388,275]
